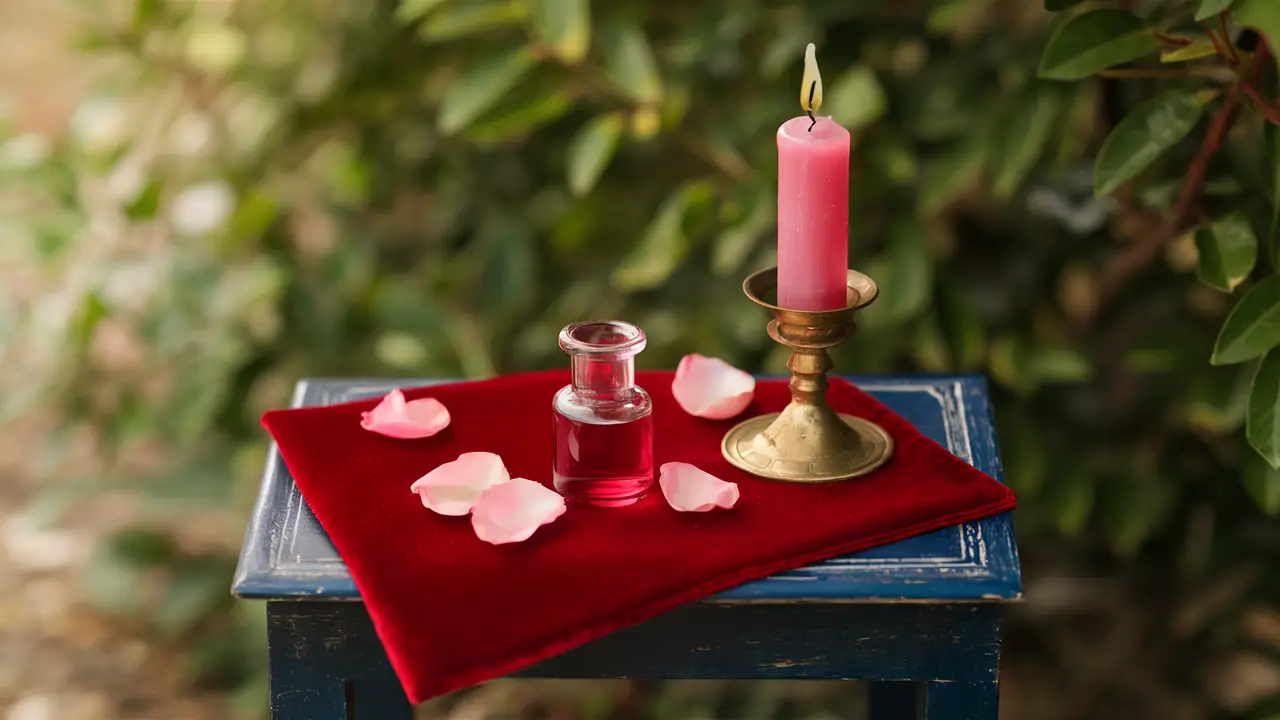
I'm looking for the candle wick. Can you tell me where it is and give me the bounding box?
[807,81,818,132]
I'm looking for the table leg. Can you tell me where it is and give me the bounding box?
[867,681,920,720]
[347,679,413,720]
[266,601,413,720]
[267,677,346,720]
[923,681,998,720]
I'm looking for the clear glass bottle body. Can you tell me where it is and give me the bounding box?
[552,321,654,507]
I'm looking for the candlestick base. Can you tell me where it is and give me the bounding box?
[721,267,895,484]
[721,407,893,483]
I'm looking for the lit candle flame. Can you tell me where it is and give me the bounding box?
[801,42,822,132]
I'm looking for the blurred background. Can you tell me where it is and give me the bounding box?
[2,0,1280,718]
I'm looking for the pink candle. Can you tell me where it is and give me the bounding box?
[776,115,851,311]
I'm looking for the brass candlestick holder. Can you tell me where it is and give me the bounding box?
[721,267,894,483]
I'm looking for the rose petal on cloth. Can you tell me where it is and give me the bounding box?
[361,389,451,439]
[411,452,510,516]
[471,478,567,545]
[659,462,740,512]
[671,354,756,420]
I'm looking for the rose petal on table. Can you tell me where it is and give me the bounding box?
[471,478,567,545]
[671,354,756,420]
[659,462,740,512]
[360,389,451,439]
[411,452,510,516]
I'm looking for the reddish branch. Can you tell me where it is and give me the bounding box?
[1203,21,1230,64]
[1242,41,1280,123]
[1220,13,1240,65]
[1154,31,1192,48]
[1096,84,1241,303]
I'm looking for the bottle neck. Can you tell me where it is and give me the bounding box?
[571,355,635,398]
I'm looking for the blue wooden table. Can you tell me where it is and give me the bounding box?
[233,375,1021,720]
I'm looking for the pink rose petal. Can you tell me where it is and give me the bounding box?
[471,478,567,545]
[361,389,450,439]
[659,462,740,512]
[410,452,510,516]
[671,354,756,420]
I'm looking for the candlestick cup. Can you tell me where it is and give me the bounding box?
[721,267,894,483]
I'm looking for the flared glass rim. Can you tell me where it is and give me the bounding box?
[559,320,647,357]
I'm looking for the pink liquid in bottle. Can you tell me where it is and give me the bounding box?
[552,321,654,507]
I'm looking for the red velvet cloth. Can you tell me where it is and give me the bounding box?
[262,371,1015,703]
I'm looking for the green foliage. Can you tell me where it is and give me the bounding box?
[8,0,1280,710]
[1196,213,1258,292]
[1213,277,1280,365]
[1093,88,1213,198]
[1038,10,1162,80]
[1196,0,1236,21]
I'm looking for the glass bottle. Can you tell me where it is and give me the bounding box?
[552,320,654,507]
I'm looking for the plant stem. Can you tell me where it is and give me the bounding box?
[1219,13,1240,65]
[1096,84,1241,303]
[1241,83,1280,124]
[1170,83,1238,230]
[1153,31,1192,48]
[1097,67,1233,79]
[1202,21,1231,66]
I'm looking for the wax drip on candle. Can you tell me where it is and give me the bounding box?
[801,43,823,132]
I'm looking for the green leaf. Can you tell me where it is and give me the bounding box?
[1186,363,1255,433]
[566,113,623,196]
[1049,467,1095,536]
[1195,214,1258,292]
[1161,41,1219,63]
[1028,347,1092,383]
[467,91,573,144]
[68,291,108,349]
[1213,276,1280,365]
[228,188,279,240]
[993,88,1061,199]
[133,0,162,29]
[1195,0,1235,22]
[927,0,987,33]
[1038,10,1162,80]
[438,47,536,134]
[155,559,231,637]
[124,177,163,220]
[921,134,986,213]
[1044,0,1086,9]
[1103,473,1175,556]
[1268,123,1280,268]
[1093,88,1212,198]
[1249,349,1280,468]
[477,219,537,317]
[108,527,178,567]
[712,186,772,277]
[937,282,986,370]
[530,0,590,63]
[395,0,449,25]
[1244,448,1280,514]
[419,0,527,42]
[604,22,663,104]
[82,549,148,617]
[861,222,934,329]
[913,313,950,372]
[612,182,710,292]
[826,64,887,130]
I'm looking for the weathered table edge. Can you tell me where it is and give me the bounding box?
[233,374,1022,604]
